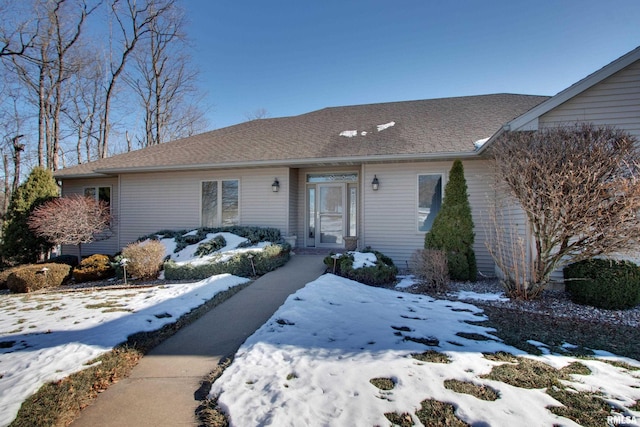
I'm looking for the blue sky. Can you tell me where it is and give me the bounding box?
[183,1,640,129]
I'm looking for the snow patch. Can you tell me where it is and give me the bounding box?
[454,290,508,302]
[376,121,395,132]
[339,130,357,138]
[474,137,490,149]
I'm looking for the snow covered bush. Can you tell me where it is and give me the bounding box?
[410,248,449,293]
[72,254,114,282]
[564,259,640,310]
[323,249,397,287]
[6,263,71,293]
[138,226,283,253]
[121,240,166,280]
[164,243,290,280]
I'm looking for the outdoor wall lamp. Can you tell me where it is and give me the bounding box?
[272,178,280,192]
[371,175,379,191]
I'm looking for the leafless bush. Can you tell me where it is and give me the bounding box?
[485,197,543,300]
[410,249,449,293]
[490,124,640,289]
[28,195,113,262]
[121,240,166,280]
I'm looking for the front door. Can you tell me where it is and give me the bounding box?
[317,184,344,247]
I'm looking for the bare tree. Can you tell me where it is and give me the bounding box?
[123,0,206,147]
[0,2,38,58]
[244,108,270,121]
[8,0,99,170]
[99,0,173,158]
[28,194,112,261]
[490,123,640,292]
[64,55,106,163]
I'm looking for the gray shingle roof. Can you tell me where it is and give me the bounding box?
[55,94,548,178]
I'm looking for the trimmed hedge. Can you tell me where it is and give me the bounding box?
[72,254,115,282]
[164,243,290,280]
[324,248,397,287]
[0,265,26,290]
[7,263,72,293]
[563,259,640,310]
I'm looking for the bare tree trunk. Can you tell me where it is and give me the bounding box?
[3,153,10,214]
[12,135,25,193]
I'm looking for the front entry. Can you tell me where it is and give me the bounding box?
[318,184,344,246]
[306,173,358,248]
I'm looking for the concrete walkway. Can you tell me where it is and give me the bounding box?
[71,254,327,427]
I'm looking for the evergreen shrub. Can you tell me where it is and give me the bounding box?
[72,254,114,282]
[425,160,477,281]
[122,240,166,280]
[2,167,59,265]
[7,263,72,293]
[323,248,397,287]
[563,259,640,310]
[194,235,227,257]
[163,243,290,280]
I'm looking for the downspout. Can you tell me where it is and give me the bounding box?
[117,174,122,252]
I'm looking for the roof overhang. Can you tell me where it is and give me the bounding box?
[56,150,482,179]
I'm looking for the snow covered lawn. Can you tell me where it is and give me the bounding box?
[210,274,640,426]
[0,229,269,427]
[0,274,249,426]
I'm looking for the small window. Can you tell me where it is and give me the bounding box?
[202,180,239,227]
[84,186,111,206]
[417,175,442,232]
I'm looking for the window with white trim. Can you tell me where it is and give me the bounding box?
[201,180,239,227]
[417,174,442,232]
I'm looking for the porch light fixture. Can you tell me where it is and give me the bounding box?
[272,178,280,192]
[371,175,379,191]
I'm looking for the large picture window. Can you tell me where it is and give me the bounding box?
[418,174,442,232]
[202,180,239,227]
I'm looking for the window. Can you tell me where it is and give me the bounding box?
[84,186,111,206]
[202,180,239,227]
[418,174,442,232]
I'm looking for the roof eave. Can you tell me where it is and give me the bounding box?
[79,151,481,176]
[506,45,640,132]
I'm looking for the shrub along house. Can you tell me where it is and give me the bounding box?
[54,46,640,280]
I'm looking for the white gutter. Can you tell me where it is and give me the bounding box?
[79,150,481,176]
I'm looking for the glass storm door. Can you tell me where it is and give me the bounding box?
[317,184,344,246]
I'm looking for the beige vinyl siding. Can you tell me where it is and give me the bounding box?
[539,59,640,138]
[60,177,119,256]
[117,168,289,249]
[362,159,495,276]
[525,59,640,283]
